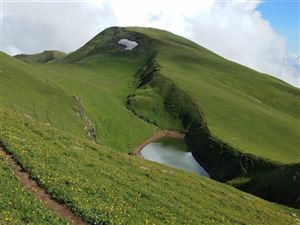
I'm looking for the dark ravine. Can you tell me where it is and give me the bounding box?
[128,55,300,209]
[0,146,88,225]
[186,128,300,208]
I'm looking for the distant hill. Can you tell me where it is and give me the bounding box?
[14,50,66,63]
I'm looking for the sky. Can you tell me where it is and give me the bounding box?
[1,0,299,87]
[258,0,299,56]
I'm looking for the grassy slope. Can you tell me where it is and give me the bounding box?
[1,52,85,138]
[126,87,184,130]
[31,55,158,151]
[8,27,299,162]
[129,27,300,163]
[1,26,300,223]
[1,107,299,225]
[1,28,160,151]
[0,151,66,225]
[14,50,66,63]
[2,50,157,151]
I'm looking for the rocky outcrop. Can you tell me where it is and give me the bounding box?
[75,96,96,142]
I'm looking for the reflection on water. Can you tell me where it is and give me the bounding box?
[141,138,209,177]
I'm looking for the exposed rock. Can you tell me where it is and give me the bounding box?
[75,96,96,142]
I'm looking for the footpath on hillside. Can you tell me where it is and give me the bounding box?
[0,146,88,225]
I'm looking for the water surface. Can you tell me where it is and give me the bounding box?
[141,138,209,177]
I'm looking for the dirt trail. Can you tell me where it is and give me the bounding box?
[0,146,88,225]
[0,130,183,224]
[131,130,185,156]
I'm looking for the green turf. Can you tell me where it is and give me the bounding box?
[0,151,67,225]
[4,26,299,162]
[126,87,184,130]
[14,50,66,63]
[129,27,300,163]
[1,26,300,223]
[1,107,299,225]
[1,53,86,138]
[2,50,158,152]
[31,55,158,151]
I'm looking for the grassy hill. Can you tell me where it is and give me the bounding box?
[2,50,158,150]
[0,26,300,223]
[128,27,300,163]
[0,149,67,225]
[1,107,299,225]
[14,50,66,63]
[1,53,85,137]
[8,27,298,162]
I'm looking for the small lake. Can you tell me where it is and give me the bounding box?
[141,138,209,177]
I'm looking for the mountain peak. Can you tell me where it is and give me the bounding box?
[63,26,152,62]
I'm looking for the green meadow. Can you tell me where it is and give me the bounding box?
[0,150,67,225]
[0,26,299,224]
[1,108,299,225]
[129,27,300,163]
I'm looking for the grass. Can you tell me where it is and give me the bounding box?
[126,87,183,130]
[1,107,299,225]
[4,26,299,162]
[129,27,300,163]
[0,151,67,225]
[118,37,299,206]
[2,50,158,152]
[14,50,66,63]
[32,56,158,151]
[1,52,85,138]
[0,26,299,222]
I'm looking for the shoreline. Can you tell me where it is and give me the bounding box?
[131,130,185,157]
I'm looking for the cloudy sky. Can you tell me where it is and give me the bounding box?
[1,0,299,87]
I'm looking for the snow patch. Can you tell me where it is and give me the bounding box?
[118,39,138,50]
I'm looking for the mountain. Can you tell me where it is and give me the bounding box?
[1,26,299,224]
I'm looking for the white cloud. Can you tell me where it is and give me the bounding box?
[2,0,299,87]
[2,1,115,54]
[186,1,299,87]
[110,0,213,34]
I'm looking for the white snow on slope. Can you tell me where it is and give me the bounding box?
[118,39,138,50]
